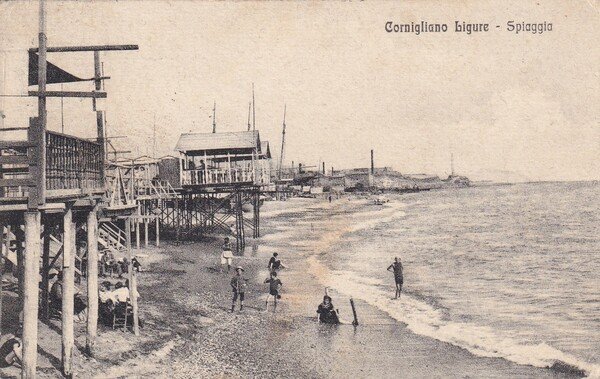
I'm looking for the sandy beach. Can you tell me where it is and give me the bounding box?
[0,198,585,378]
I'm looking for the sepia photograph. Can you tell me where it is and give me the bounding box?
[0,1,598,378]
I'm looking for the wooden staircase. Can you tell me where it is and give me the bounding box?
[98,221,127,255]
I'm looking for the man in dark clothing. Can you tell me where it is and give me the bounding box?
[230,266,248,312]
[264,271,282,311]
[387,257,404,299]
[316,295,339,324]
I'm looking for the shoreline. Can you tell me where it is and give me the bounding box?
[0,197,586,378]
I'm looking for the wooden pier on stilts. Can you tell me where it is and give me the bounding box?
[0,2,271,377]
[0,1,140,376]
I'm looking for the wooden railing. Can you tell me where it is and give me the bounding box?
[0,131,104,199]
[46,131,103,191]
[182,168,256,186]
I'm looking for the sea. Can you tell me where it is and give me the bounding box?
[260,181,600,377]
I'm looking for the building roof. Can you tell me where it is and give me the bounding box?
[175,131,261,154]
[260,141,271,159]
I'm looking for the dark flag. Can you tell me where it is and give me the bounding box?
[28,52,88,86]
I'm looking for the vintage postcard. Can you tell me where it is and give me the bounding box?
[0,1,598,378]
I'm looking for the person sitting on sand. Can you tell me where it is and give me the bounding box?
[264,271,282,311]
[387,257,404,299]
[0,336,22,369]
[317,295,340,324]
[221,237,234,272]
[268,253,286,272]
[230,266,248,312]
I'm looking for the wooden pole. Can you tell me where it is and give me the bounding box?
[125,219,139,335]
[16,235,24,319]
[350,298,359,326]
[22,211,41,379]
[155,216,160,247]
[30,0,47,210]
[135,219,140,249]
[41,223,50,320]
[144,219,148,248]
[0,224,7,335]
[86,209,98,356]
[94,51,105,178]
[61,208,75,378]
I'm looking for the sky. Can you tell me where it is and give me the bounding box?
[1,0,598,182]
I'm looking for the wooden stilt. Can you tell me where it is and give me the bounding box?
[22,211,41,379]
[86,209,98,356]
[125,218,139,335]
[155,216,160,247]
[135,219,140,249]
[41,223,50,320]
[144,219,148,248]
[62,208,75,378]
[16,236,24,315]
[0,224,8,335]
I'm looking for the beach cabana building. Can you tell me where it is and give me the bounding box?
[175,130,270,188]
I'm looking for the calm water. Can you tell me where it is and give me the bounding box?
[262,182,600,377]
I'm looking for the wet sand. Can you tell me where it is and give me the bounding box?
[137,234,577,378]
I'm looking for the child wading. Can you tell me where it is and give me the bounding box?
[230,266,248,312]
[264,271,282,311]
[220,237,234,272]
[316,295,340,324]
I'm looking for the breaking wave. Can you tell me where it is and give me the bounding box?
[307,256,599,378]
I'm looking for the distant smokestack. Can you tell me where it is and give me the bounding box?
[370,149,374,174]
[322,162,325,174]
[299,163,302,173]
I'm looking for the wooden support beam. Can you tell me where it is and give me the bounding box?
[0,178,34,187]
[86,208,98,356]
[22,211,41,379]
[0,224,8,335]
[0,155,29,164]
[155,217,160,247]
[135,220,140,249]
[0,140,35,149]
[28,116,45,209]
[28,90,107,99]
[144,219,148,248]
[0,126,29,131]
[29,44,139,53]
[125,218,139,335]
[16,238,24,318]
[41,224,51,320]
[62,208,75,378]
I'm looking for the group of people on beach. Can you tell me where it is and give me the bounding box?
[219,237,404,320]
[219,238,286,312]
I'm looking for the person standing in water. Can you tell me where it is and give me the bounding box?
[230,266,248,312]
[387,257,404,299]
